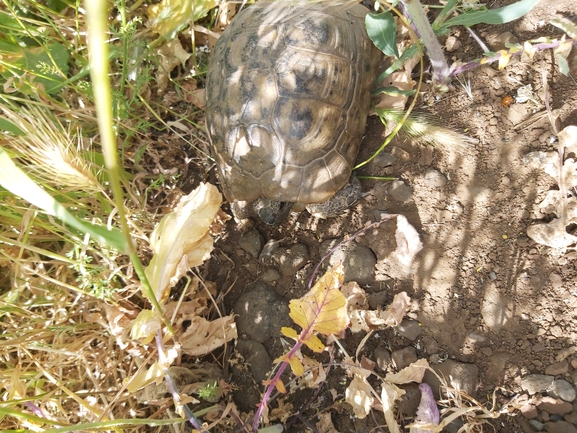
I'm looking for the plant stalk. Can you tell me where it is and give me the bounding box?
[84,0,173,333]
[399,0,450,85]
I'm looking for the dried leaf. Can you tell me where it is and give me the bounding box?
[560,125,577,155]
[386,359,429,385]
[553,35,574,75]
[561,158,577,189]
[130,309,161,344]
[288,264,348,341]
[316,412,339,433]
[345,374,374,418]
[527,218,577,249]
[301,357,327,388]
[125,347,179,392]
[374,70,416,110]
[154,39,192,91]
[145,182,222,303]
[381,381,404,433]
[180,315,237,356]
[345,285,412,332]
[380,291,412,327]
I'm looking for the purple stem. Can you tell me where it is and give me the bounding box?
[449,39,577,77]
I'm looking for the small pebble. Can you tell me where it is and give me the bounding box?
[529,419,544,431]
[374,152,397,168]
[233,282,291,343]
[544,420,577,433]
[374,346,392,371]
[320,239,376,285]
[521,374,554,395]
[238,230,264,258]
[424,168,447,188]
[537,396,573,415]
[388,180,413,203]
[273,243,309,277]
[548,379,576,402]
[545,359,569,376]
[392,346,417,370]
[396,319,422,341]
[260,268,281,283]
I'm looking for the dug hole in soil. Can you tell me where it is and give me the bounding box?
[198,1,577,431]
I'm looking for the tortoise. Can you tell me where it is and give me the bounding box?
[205,0,381,225]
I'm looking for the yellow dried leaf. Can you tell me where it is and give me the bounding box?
[275,380,287,394]
[281,326,299,340]
[125,361,165,393]
[288,264,347,336]
[145,182,222,303]
[498,50,512,69]
[287,355,304,376]
[522,41,537,60]
[274,353,304,376]
[130,309,160,344]
[301,333,325,353]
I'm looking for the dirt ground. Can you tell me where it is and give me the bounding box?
[189,1,577,431]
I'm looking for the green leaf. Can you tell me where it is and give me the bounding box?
[0,147,128,252]
[373,86,416,97]
[440,0,539,30]
[375,44,420,81]
[366,12,399,58]
[0,118,24,135]
[432,0,459,28]
[0,42,70,95]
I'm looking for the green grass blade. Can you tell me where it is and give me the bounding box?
[0,147,128,252]
[440,0,539,29]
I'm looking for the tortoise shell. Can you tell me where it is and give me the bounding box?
[206,1,380,206]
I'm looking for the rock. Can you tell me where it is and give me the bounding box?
[443,417,465,433]
[481,284,513,332]
[564,412,577,424]
[374,346,392,371]
[260,268,281,283]
[544,421,577,433]
[374,152,397,168]
[234,282,291,343]
[396,383,421,416]
[537,396,573,415]
[424,168,447,187]
[392,346,417,370]
[520,402,538,419]
[235,339,272,383]
[548,379,576,402]
[529,419,544,431]
[320,239,376,285]
[238,230,264,258]
[424,360,479,398]
[273,243,309,277]
[545,360,569,376]
[388,180,413,203]
[396,319,422,341]
[521,374,555,395]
